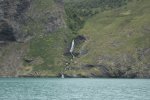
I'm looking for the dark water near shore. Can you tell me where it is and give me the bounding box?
[0,78,150,100]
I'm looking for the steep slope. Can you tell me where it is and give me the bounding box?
[0,0,69,76]
[0,0,149,78]
[64,0,150,78]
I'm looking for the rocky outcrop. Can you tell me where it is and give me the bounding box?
[0,0,31,76]
[0,0,66,76]
[64,35,86,57]
[0,0,31,42]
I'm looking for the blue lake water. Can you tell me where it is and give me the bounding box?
[0,78,150,100]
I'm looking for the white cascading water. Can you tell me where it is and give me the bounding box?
[70,40,75,58]
[61,40,75,78]
[61,74,64,78]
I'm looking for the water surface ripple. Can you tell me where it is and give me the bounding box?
[0,78,149,100]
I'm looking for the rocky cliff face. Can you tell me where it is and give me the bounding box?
[0,0,31,42]
[0,0,31,76]
[0,0,66,76]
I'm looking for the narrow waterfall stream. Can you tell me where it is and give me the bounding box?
[70,40,75,58]
[61,40,75,78]
[61,74,64,78]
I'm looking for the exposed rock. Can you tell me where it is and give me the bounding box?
[74,35,86,45]
[0,19,16,41]
[0,0,31,42]
[64,35,86,57]
[84,64,95,68]
[23,58,33,63]
[0,0,66,76]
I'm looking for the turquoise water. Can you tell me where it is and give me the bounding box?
[0,78,150,100]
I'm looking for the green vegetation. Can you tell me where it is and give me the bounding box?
[21,0,71,75]
[22,0,150,77]
[2,0,148,77]
[65,0,128,34]
[68,0,150,77]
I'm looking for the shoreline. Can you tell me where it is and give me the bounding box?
[0,76,149,79]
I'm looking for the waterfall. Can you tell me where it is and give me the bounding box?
[70,40,75,58]
[61,74,64,78]
[70,40,75,53]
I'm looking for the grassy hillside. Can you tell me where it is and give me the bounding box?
[23,0,150,77]
[0,0,149,77]
[18,0,72,76]
[63,0,150,78]
[64,0,128,34]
